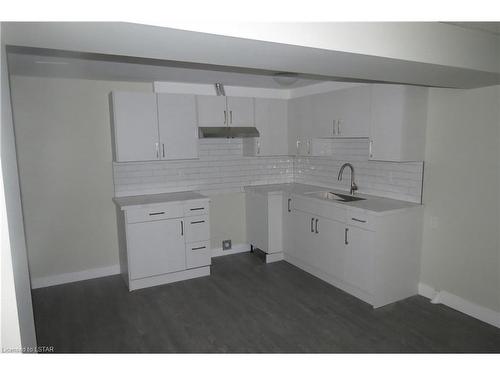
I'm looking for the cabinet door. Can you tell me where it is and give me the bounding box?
[311,90,339,138]
[369,85,404,161]
[314,217,345,280]
[288,96,313,155]
[369,84,427,161]
[287,210,315,264]
[157,93,198,160]
[127,218,186,280]
[253,98,288,156]
[344,225,374,294]
[111,91,159,162]
[196,95,227,126]
[227,96,255,127]
[336,86,370,137]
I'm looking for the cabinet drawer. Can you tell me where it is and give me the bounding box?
[185,215,209,242]
[126,203,184,224]
[186,240,211,269]
[347,210,376,231]
[184,200,209,217]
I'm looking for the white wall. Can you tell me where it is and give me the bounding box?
[0,25,36,351]
[421,85,500,313]
[9,76,152,281]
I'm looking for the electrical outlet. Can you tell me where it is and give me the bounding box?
[222,240,232,250]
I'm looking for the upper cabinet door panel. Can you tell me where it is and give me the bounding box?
[196,95,227,126]
[226,96,255,127]
[111,91,159,162]
[369,85,427,162]
[336,86,370,137]
[157,93,198,160]
[254,98,288,156]
[311,90,338,138]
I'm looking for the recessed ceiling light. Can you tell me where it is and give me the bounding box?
[34,60,69,65]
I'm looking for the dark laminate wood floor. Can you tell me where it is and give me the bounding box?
[32,252,500,353]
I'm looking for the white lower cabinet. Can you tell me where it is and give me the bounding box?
[315,216,346,282]
[116,197,211,291]
[127,218,186,279]
[284,195,422,308]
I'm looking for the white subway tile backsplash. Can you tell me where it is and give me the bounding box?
[113,138,423,202]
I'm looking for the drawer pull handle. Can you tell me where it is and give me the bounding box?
[192,246,206,251]
[181,221,184,236]
[149,211,165,216]
[311,218,314,233]
[351,218,366,223]
[191,220,205,224]
[345,228,349,245]
[190,207,205,211]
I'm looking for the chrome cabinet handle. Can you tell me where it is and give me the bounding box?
[230,110,233,124]
[190,207,204,211]
[257,140,260,155]
[307,139,311,155]
[311,218,314,233]
[333,120,336,136]
[345,228,349,245]
[337,120,341,135]
[162,143,165,158]
[180,221,184,236]
[223,110,227,125]
[155,142,159,158]
[296,137,301,155]
[369,139,373,158]
[352,218,366,223]
[315,219,319,234]
[287,198,291,212]
[149,211,165,216]
[192,246,206,251]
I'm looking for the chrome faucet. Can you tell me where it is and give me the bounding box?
[338,163,358,195]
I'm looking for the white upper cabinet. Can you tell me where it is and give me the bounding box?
[243,98,288,156]
[310,86,370,138]
[157,93,198,160]
[196,95,227,126]
[335,86,370,137]
[111,91,199,162]
[196,95,255,127]
[111,92,160,162]
[226,96,255,127]
[288,95,313,155]
[369,84,428,162]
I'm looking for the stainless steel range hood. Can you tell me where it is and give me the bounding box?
[197,83,260,139]
[198,127,260,139]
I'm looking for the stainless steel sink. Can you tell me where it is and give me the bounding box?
[304,191,366,202]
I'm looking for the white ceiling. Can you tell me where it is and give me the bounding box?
[8,52,326,89]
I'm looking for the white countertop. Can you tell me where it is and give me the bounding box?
[113,191,209,209]
[244,183,421,215]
